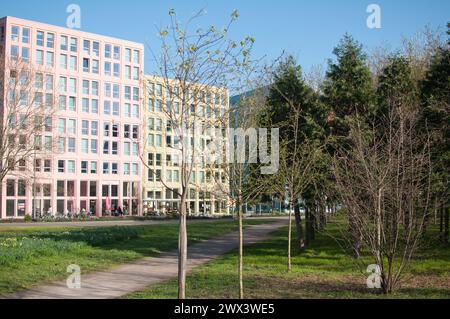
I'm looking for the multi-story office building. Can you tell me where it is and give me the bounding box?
[143,76,230,215]
[0,16,144,218]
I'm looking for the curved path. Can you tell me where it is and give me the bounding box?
[2,218,287,299]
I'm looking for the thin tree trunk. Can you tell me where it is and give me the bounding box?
[294,203,305,251]
[288,202,293,272]
[305,205,310,246]
[178,197,187,299]
[439,203,444,242]
[444,206,449,245]
[238,199,244,299]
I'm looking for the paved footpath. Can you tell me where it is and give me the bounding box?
[3,218,287,299]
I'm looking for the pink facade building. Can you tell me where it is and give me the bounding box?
[0,16,144,218]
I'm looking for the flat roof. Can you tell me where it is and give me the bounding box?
[1,15,144,48]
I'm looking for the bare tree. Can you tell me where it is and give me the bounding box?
[333,106,432,293]
[207,86,267,298]
[146,9,254,299]
[1,54,59,217]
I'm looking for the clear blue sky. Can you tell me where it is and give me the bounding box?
[1,0,448,74]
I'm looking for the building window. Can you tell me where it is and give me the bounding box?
[104,62,111,76]
[91,139,98,154]
[36,31,44,46]
[46,51,54,67]
[92,60,99,74]
[90,161,97,174]
[83,58,89,72]
[112,163,118,174]
[105,44,111,58]
[82,120,89,135]
[60,54,68,69]
[11,26,19,42]
[68,160,75,173]
[22,27,30,44]
[68,138,76,152]
[70,37,77,52]
[133,50,140,64]
[81,139,89,153]
[47,33,54,48]
[44,160,51,172]
[93,41,99,56]
[70,56,77,71]
[83,40,90,55]
[91,99,98,113]
[61,36,68,50]
[58,160,65,173]
[103,162,109,174]
[81,161,88,174]
[113,63,120,77]
[36,50,44,65]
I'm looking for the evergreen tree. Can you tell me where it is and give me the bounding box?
[420,25,450,243]
[322,34,375,140]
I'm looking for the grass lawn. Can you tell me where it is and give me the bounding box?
[0,218,273,295]
[127,217,450,299]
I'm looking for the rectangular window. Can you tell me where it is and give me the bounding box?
[83,58,89,72]
[93,41,99,56]
[112,102,119,116]
[70,37,77,52]
[8,25,18,42]
[102,162,110,174]
[113,63,119,77]
[81,120,89,135]
[112,163,118,174]
[60,54,68,69]
[104,83,111,97]
[113,84,120,98]
[68,138,76,152]
[124,142,130,155]
[104,62,111,76]
[69,78,77,93]
[125,48,131,62]
[92,60,99,74]
[47,33,54,48]
[91,139,98,154]
[68,119,76,134]
[61,36,68,50]
[36,31,44,46]
[83,80,89,95]
[81,161,88,174]
[22,47,29,62]
[81,139,89,153]
[68,96,76,111]
[104,101,111,115]
[22,27,30,43]
[112,141,118,155]
[82,98,89,112]
[124,163,130,175]
[11,45,18,60]
[91,121,98,135]
[68,160,75,173]
[58,160,65,173]
[103,141,109,154]
[91,99,98,113]
[113,46,120,59]
[133,50,140,64]
[83,39,90,55]
[105,44,111,58]
[70,56,77,71]
[46,52,55,67]
[36,50,44,65]
[91,81,98,96]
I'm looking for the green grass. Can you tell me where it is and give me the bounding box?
[127,219,450,299]
[0,218,272,295]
